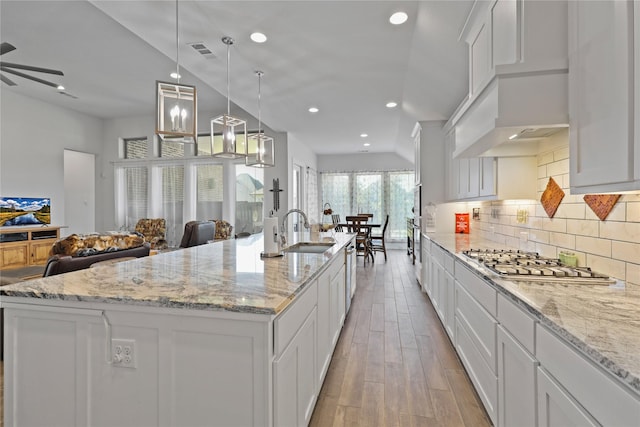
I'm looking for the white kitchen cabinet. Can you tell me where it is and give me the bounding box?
[274,306,318,427]
[537,367,599,427]
[537,324,640,426]
[478,157,496,197]
[497,325,538,427]
[569,0,640,193]
[413,122,421,185]
[430,244,455,341]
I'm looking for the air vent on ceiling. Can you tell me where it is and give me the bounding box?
[189,42,216,59]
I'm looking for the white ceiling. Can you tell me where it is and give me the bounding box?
[0,0,473,161]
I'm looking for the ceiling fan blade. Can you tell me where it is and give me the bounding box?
[0,73,17,86]
[0,61,64,76]
[0,66,59,88]
[0,42,16,56]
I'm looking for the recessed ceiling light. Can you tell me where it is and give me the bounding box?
[56,85,65,91]
[386,101,397,108]
[308,107,319,113]
[508,133,519,140]
[360,133,368,138]
[250,32,267,43]
[389,12,408,25]
[170,72,181,79]
[363,143,371,147]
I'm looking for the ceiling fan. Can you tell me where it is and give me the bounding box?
[0,42,65,89]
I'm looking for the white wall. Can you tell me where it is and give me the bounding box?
[317,152,413,172]
[0,91,104,229]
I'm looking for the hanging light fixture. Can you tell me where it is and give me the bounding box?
[246,71,275,168]
[155,0,197,143]
[210,36,247,158]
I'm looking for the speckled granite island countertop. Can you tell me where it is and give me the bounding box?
[424,232,640,397]
[0,231,354,316]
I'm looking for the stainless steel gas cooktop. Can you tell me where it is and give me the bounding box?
[462,249,615,285]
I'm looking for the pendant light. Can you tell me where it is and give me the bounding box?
[210,36,247,158]
[246,70,275,168]
[155,0,197,143]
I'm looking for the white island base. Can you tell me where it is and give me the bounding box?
[2,233,352,427]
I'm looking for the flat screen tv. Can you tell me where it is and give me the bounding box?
[0,197,51,226]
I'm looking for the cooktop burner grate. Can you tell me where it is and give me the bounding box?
[462,249,614,285]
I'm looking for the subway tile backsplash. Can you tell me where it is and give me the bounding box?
[446,142,640,285]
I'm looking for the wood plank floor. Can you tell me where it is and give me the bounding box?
[310,249,492,427]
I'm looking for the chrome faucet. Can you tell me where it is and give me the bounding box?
[281,209,310,246]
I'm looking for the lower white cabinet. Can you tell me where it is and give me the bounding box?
[497,325,538,427]
[274,306,318,427]
[456,317,498,425]
[537,367,599,427]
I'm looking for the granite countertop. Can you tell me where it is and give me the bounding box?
[0,231,354,316]
[423,232,640,396]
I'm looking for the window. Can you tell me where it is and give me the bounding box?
[159,165,184,246]
[320,173,351,222]
[388,172,414,239]
[160,140,185,158]
[235,164,263,235]
[320,170,413,241]
[123,138,147,159]
[196,134,212,156]
[355,173,382,219]
[196,164,224,220]
[117,166,148,229]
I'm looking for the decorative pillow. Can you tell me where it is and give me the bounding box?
[50,232,144,257]
[212,219,233,240]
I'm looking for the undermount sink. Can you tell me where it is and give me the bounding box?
[282,242,335,254]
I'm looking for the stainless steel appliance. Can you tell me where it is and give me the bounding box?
[345,243,356,314]
[462,249,614,285]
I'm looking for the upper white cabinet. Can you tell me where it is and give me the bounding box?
[447,0,569,159]
[569,0,640,193]
[413,123,421,186]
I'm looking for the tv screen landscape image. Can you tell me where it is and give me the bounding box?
[0,197,51,226]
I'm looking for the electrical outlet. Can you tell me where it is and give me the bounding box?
[111,339,136,368]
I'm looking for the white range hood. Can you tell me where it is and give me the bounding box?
[445,0,569,159]
[449,67,569,158]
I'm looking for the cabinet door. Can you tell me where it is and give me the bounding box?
[497,326,537,427]
[445,130,459,201]
[422,249,432,296]
[443,270,455,341]
[329,265,346,348]
[467,158,480,198]
[30,240,54,265]
[537,367,599,427]
[479,157,496,197]
[274,307,317,427]
[0,244,29,269]
[569,0,635,189]
[432,262,444,322]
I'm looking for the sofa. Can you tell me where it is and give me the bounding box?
[44,232,150,277]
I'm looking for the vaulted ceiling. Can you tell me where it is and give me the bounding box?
[0,0,473,161]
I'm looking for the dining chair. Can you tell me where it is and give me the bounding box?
[345,215,372,263]
[369,214,389,261]
[331,214,342,232]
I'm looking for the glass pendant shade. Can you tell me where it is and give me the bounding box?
[156,81,197,143]
[210,114,247,158]
[246,132,275,167]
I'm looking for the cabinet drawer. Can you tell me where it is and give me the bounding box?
[497,293,535,354]
[455,281,498,373]
[455,260,497,316]
[537,324,640,426]
[456,317,498,426]
[274,279,318,356]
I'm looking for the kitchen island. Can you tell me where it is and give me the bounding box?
[1,231,355,427]
[423,232,640,426]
